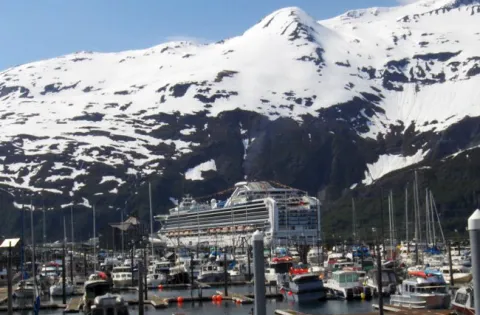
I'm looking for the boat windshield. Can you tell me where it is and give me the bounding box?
[338,273,359,283]
[381,272,396,284]
[416,285,447,294]
[86,284,111,299]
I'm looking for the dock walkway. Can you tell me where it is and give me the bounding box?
[65,297,83,313]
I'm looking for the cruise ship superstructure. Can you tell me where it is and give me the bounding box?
[154,181,321,247]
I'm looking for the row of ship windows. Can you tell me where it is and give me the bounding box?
[279,226,318,230]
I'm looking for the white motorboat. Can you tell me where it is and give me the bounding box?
[424,255,445,267]
[307,247,323,264]
[14,279,35,299]
[49,279,74,296]
[146,273,167,287]
[390,271,450,309]
[282,273,327,303]
[228,264,246,282]
[89,293,129,315]
[451,285,475,315]
[439,265,472,284]
[111,266,135,288]
[324,270,372,300]
[82,280,112,313]
[265,257,293,285]
[308,264,325,278]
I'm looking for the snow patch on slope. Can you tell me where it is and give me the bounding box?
[363,149,429,184]
[185,160,217,181]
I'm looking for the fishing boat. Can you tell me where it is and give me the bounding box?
[197,263,226,282]
[390,271,450,309]
[364,269,397,296]
[451,285,475,315]
[155,181,321,247]
[324,270,372,300]
[281,273,327,303]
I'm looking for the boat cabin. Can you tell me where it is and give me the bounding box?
[367,269,397,286]
[330,271,360,287]
[400,276,448,294]
[268,260,294,274]
[452,286,474,315]
[112,266,131,273]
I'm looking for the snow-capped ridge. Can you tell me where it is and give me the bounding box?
[245,6,328,43]
[338,7,393,21]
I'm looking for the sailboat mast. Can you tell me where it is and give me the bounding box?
[30,201,36,287]
[413,176,418,243]
[425,188,430,246]
[352,198,356,243]
[71,205,74,252]
[149,182,154,256]
[388,192,391,256]
[405,185,408,247]
[430,191,446,245]
[430,191,436,246]
[21,203,25,280]
[42,203,46,254]
[121,210,124,258]
[414,170,422,246]
[93,203,96,271]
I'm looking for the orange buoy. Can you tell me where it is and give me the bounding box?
[235,299,241,304]
[216,295,223,301]
[177,296,184,303]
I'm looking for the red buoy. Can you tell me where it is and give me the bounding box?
[177,296,184,303]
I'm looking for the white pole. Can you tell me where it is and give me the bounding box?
[121,210,124,259]
[93,203,96,271]
[468,209,480,315]
[430,191,436,245]
[430,191,446,245]
[405,186,408,247]
[149,182,154,257]
[352,198,356,243]
[71,205,74,251]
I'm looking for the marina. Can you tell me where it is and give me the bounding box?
[0,181,478,315]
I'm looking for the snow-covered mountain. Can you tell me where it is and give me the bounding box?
[1,0,480,239]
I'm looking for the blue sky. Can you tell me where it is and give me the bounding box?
[0,0,402,70]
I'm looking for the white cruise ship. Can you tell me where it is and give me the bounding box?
[154,181,321,247]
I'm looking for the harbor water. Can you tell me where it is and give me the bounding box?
[11,285,378,315]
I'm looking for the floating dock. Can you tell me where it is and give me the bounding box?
[275,307,455,315]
